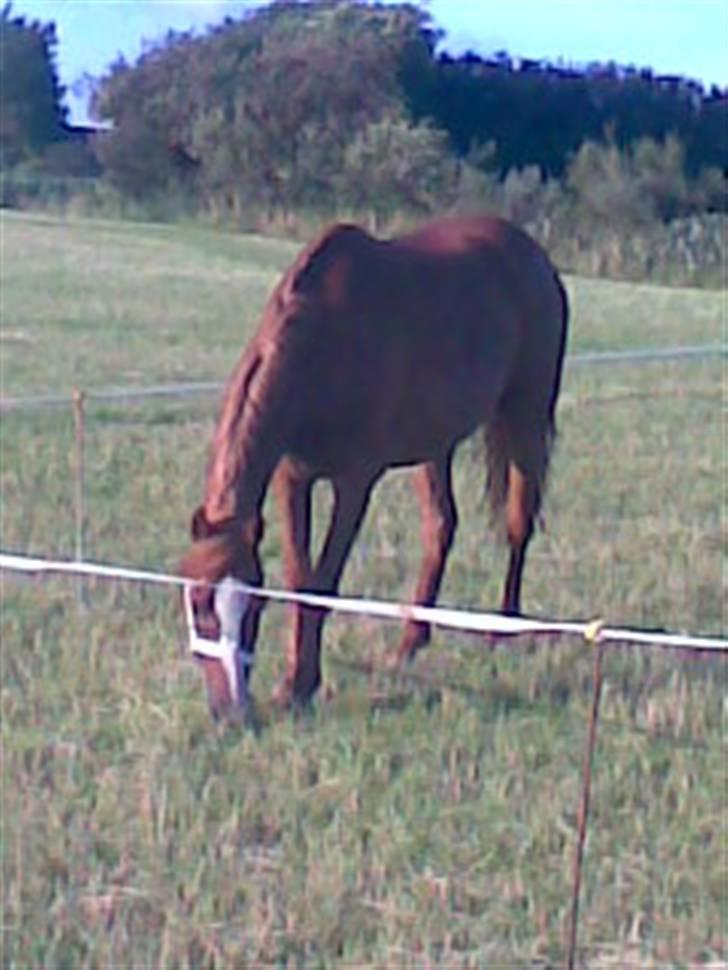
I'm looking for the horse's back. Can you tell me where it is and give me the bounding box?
[275,215,563,334]
[398,216,563,316]
[252,215,568,471]
[277,214,567,380]
[388,216,566,374]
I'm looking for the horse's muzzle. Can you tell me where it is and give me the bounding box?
[183,577,254,722]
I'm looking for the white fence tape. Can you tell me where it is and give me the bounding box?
[1,345,724,412]
[1,551,725,653]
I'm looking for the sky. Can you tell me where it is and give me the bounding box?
[11,0,728,125]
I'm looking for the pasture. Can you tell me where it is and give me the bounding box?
[1,211,725,967]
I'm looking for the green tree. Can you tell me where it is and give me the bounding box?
[90,31,199,197]
[0,3,67,168]
[631,134,690,220]
[90,1,438,215]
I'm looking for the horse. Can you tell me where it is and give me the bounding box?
[181,215,569,719]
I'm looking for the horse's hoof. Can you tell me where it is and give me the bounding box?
[271,681,295,709]
[384,646,418,672]
[271,679,318,710]
[209,699,257,729]
[484,632,500,651]
[383,648,404,670]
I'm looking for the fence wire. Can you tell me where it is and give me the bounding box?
[1,344,724,413]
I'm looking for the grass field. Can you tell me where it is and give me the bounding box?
[1,211,726,967]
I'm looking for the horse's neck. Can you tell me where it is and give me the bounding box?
[203,351,283,525]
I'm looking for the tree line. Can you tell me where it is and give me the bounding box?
[2,0,726,232]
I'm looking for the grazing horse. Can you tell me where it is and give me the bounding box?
[181,215,568,718]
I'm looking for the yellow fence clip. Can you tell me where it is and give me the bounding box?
[583,618,605,645]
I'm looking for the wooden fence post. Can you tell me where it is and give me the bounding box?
[71,388,87,609]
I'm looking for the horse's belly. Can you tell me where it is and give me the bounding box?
[288,344,506,474]
[287,404,477,476]
[387,361,500,448]
[381,407,480,466]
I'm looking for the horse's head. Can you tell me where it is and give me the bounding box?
[180,506,264,722]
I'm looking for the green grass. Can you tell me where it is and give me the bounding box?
[1,211,726,967]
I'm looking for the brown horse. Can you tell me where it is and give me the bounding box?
[181,215,568,718]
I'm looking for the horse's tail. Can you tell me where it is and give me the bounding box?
[484,269,569,536]
[547,271,570,433]
[483,415,523,536]
[483,395,555,540]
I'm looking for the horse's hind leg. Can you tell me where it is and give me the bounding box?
[397,451,457,663]
[499,422,549,616]
[501,460,537,614]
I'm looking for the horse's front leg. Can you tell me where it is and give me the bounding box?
[397,451,457,663]
[272,460,315,702]
[279,472,374,705]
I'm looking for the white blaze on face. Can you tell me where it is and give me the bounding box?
[184,576,253,707]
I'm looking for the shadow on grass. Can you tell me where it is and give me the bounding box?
[186,633,726,753]
[310,637,582,730]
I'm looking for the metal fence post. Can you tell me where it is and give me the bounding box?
[566,625,605,969]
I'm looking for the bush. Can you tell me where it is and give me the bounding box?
[338,114,459,228]
[0,168,97,210]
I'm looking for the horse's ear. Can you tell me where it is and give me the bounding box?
[190,505,211,540]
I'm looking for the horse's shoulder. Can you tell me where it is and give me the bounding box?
[304,221,371,260]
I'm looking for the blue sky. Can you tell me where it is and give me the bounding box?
[12,0,728,124]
